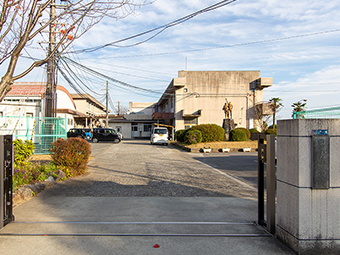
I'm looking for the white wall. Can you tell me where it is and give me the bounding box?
[57,90,76,110]
[109,122,131,139]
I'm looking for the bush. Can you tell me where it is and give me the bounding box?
[249,128,260,133]
[175,129,188,142]
[184,130,202,145]
[229,129,247,141]
[50,138,91,175]
[265,128,277,136]
[190,124,225,142]
[234,128,250,139]
[268,124,277,129]
[13,139,35,167]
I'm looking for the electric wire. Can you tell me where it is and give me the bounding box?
[66,0,238,54]
[59,58,105,96]
[106,29,340,59]
[61,56,165,96]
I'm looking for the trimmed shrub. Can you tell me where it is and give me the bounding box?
[13,139,35,168]
[265,128,277,136]
[50,138,91,175]
[184,130,202,145]
[229,129,247,141]
[234,128,250,139]
[190,124,224,142]
[249,128,260,133]
[175,129,188,142]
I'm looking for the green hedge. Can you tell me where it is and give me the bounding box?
[50,138,92,175]
[249,128,260,133]
[184,130,202,145]
[234,128,250,139]
[175,129,188,142]
[190,124,224,142]
[229,129,247,141]
[265,128,277,136]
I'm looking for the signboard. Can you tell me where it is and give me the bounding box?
[312,131,330,189]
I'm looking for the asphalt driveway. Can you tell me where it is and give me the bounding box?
[0,139,294,255]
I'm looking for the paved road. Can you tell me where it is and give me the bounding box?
[41,139,257,198]
[0,139,294,255]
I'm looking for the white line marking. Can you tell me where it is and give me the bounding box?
[197,161,257,191]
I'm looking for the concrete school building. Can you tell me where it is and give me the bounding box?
[0,82,107,131]
[152,70,273,131]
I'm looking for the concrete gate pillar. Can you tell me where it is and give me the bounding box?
[277,119,340,254]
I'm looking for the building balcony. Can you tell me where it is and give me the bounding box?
[256,102,274,116]
[152,112,174,120]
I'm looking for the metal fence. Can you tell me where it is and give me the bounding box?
[292,106,340,119]
[0,116,67,154]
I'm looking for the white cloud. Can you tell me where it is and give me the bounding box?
[3,0,340,112]
[264,65,340,119]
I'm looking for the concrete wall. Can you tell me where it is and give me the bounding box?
[73,99,86,114]
[129,102,155,114]
[277,119,340,255]
[174,71,264,130]
[109,122,131,139]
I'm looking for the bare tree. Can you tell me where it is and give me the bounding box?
[254,103,271,132]
[0,0,150,101]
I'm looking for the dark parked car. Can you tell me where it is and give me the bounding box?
[67,128,85,139]
[92,128,121,143]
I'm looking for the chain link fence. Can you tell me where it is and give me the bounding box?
[0,116,67,154]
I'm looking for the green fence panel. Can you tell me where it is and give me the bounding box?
[293,106,340,119]
[0,116,67,154]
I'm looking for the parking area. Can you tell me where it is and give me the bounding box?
[0,139,295,255]
[40,139,257,198]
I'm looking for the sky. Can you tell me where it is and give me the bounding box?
[6,0,340,119]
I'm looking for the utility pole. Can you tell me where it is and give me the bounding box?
[45,0,56,117]
[106,81,109,128]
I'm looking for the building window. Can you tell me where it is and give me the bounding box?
[143,124,152,132]
[184,118,198,129]
[170,96,173,109]
[26,113,33,117]
[132,126,138,131]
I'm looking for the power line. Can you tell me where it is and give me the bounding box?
[66,0,238,54]
[105,29,340,59]
[62,56,164,96]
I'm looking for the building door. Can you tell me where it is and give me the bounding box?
[131,125,138,137]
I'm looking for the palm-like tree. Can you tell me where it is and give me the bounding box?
[291,99,307,118]
[269,97,283,127]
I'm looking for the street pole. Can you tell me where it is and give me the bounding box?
[45,0,56,117]
[106,81,109,128]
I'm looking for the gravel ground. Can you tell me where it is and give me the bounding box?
[40,140,257,200]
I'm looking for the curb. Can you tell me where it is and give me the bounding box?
[12,173,65,207]
[13,181,53,207]
[170,142,257,153]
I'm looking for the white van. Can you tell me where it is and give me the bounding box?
[150,127,169,145]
